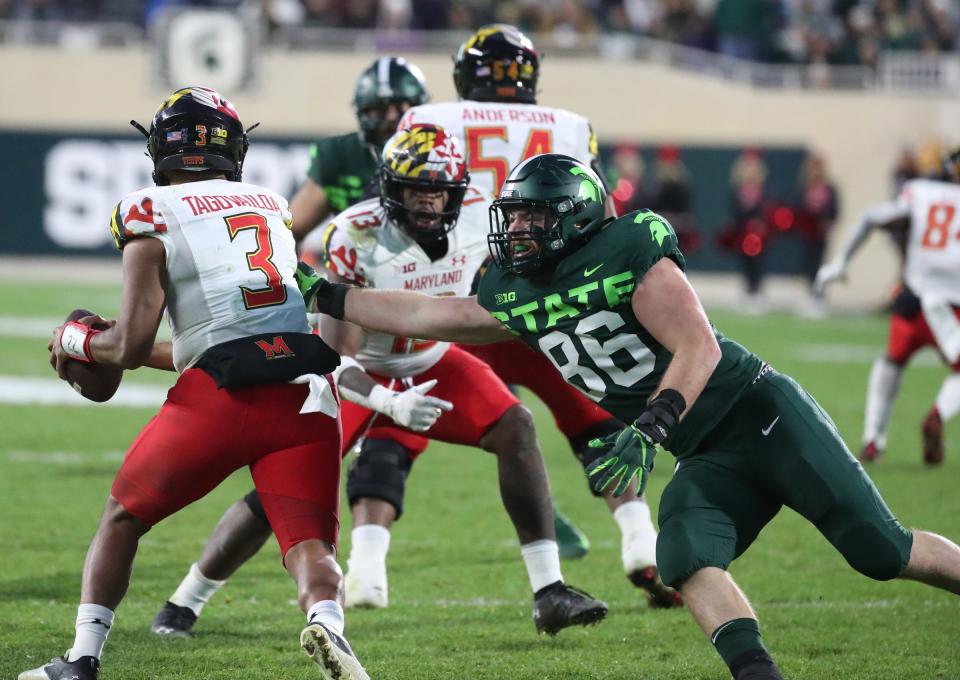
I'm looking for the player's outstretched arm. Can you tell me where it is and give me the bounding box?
[632,258,721,413]
[296,260,513,343]
[344,288,512,344]
[814,201,908,294]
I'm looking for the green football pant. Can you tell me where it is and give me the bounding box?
[656,369,913,588]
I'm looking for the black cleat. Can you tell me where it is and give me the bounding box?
[19,654,99,680]
[628,566,683,609]
[151,601,198,638]
[532,581,608,635]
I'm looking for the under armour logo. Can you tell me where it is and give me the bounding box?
[451,255,467,266]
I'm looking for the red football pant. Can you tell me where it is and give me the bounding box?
[459,340,616,438]
[342,345,520,457]
[887,307,960,371]
[112,369,343,556]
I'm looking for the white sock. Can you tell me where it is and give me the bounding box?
[307,600,345,636]
[614,500,658,570]
[169,562,226,616]
[66,603,114,661]
[863,357,903,449]
[520,540,563,593]
[347,524,391,569]
[936,374,960,420]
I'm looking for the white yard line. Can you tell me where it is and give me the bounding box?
[0,375,167,407]
[0,315,171,340]
[5,450,125,464]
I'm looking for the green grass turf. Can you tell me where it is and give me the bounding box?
[1,282,958,679]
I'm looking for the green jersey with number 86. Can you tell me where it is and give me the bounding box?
[476,209,764,458]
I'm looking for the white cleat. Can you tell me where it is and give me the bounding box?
[344,564,388,609]
[300,623,371,680]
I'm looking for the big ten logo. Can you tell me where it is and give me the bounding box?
[43,139,310,249]
[400,262,417,274]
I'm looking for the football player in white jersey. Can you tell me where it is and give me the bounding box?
[395,23,677,606]
[816,148,960,465]
[25,88,369,680]
[154,124,609,637]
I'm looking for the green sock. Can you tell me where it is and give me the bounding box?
[711,618,767,668]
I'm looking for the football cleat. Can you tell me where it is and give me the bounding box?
[554,508,590,560]
[151,601,198,637]
[628,566,683,609]
[859,441,882,463]
[344,564,388,609]
[300,623,371,680]
[19,654,99,680]
[532,581,608,635]
[922,408,944,466]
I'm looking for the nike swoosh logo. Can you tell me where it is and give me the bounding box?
[584,264,604,277]
[761,416,780,436]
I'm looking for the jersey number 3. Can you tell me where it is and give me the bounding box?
[225,213,287,309]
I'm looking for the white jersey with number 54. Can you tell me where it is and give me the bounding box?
[109,179,309,372]
[898,178,960,303]
[399,101,599,199]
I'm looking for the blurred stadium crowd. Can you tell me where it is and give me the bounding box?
[3,0,958,67]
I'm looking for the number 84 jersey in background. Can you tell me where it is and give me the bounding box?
[109,179,310,372]
[476,209,765,459]
[399,100,599,199]
[898,178,960,305]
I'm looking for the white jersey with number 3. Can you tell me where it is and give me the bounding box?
[899,178,960,304]
[399,101,599,199]
[111,178,309,372]
[321,188,489,377]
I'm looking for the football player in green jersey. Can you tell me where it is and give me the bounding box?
[302,153,960,680]
[289,56,429,243]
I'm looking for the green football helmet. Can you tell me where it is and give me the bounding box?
[353,56,430,148]
[488,154,608,275]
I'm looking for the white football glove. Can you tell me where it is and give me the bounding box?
[813,259,847,296]
[368,379,453,432]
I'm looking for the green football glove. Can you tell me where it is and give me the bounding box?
[585,425,657,497]
[295,261,351,319]
[584,389,686,498]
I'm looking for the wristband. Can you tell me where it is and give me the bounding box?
[60,322,99,362]
[633,388,686,444]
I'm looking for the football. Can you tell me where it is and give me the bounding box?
[61,308,123,403]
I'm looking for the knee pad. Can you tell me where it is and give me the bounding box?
[347,438,413,519]
[243,489,269,525]
[834,521,911,581]
[569,419,624,497]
